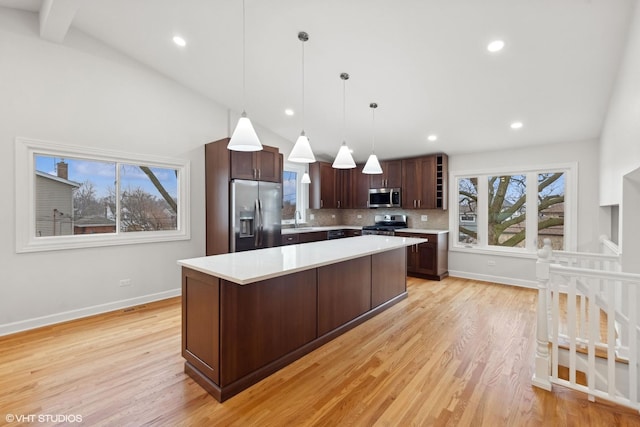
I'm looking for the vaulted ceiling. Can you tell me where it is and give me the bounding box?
[1,0,635,161]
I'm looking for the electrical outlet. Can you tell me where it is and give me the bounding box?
[119,278,132,287]
[357,214,362,219]
[309,214,315,220]
[331,214,335,218]
[487,260,496,266]
[421,215,428,221]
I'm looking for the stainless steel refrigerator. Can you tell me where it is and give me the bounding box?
[230,179,282,252]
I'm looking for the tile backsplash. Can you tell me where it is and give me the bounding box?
[305,208,449,230]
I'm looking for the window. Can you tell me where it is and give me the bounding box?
[453,164,574,253]
[458,177,478,245]
[282,162,308,224]
[488,174,527,248]
[16,137,190,252]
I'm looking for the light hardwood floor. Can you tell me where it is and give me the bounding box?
[1,277,639,426]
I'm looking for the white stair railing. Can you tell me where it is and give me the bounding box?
[533,239,640,412]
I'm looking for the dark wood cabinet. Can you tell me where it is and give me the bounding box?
[309,161,337,209]
[182,246,409,402]
[219,270,317,385]
[369,159,402,188]
[281,234,299,246]
[395,232,449,280]
[371,248,406,307]
[351,164,370,208]
[346,229,362,237]
[436,154,448,210]
[230,145,281,183]
[205,138,283,255]
[318,257,372,336]
[402,154,447,209]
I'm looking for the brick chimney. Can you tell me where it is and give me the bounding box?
[56,161,68,180]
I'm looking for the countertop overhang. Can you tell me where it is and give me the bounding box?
[178,235,426,285]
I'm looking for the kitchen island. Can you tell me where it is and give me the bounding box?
[177,235,426,402]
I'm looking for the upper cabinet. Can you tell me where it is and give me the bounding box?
[230,145,282,183]
[309,161,337,209]
[369,160,402,188]
[402,154,448,210]
[351,164,370,209]
[309,153,447,211]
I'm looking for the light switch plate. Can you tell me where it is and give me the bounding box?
[421,215,428,221]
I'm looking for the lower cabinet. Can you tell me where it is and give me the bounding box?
[395,232,449,280]
[181,247,408,402]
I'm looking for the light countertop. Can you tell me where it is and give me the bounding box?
[395,228,449,234]
[178,235,426,285]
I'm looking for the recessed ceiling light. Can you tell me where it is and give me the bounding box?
[510,121,523,130]
[173,36,186,47]
[284,109,294,116]
[487,40,505,53]
[427,134,438,142]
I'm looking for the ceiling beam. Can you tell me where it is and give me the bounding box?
[39,0,81,43]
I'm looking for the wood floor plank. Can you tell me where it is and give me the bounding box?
[1,280,639,426]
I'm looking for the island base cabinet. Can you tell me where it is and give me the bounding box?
[318,257,372,336]
[182,269,220,384]
[371,248,407,307]
[219,270,317,385]
[182,249,411,402]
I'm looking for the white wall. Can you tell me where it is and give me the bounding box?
[448,139,601,288]
[0,8,292,335]
[600,1,640,207]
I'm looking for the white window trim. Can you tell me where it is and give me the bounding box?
[15,137,191,253]
[281,162,308,225]
[449,161,577,254]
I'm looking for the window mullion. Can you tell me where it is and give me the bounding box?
[115,162,121,234]
[525,172,538,251]
[477,176,488,247]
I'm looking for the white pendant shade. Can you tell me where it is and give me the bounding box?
[228,114,262,152]
[288,132,316,163]
[332,142,356,169]
[301,172,311,184]
[362,153,383,174]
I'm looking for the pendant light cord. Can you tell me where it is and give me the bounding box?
[343,77,346,142]
[241,0,246,113]
[301,38,305,132]
[371,103,377,154]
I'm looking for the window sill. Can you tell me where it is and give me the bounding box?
[449,245,538,259]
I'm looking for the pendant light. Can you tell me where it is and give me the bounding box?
[227,0,262,152]
[362,102,383,174]
[332,72,356,169]
[288,32,316,163]
[301,170,311,184]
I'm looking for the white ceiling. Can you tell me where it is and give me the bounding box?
[1,0,636,162]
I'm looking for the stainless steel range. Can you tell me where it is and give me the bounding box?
[361,214,408,236]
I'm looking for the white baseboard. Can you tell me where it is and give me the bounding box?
[448,270,538,289]
[0,288,181,337]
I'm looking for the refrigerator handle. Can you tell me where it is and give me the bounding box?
[254,199,260,247]
[258,198,264,246]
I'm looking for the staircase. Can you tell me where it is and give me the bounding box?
[532,238,640,412]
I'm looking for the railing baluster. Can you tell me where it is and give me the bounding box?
[568,276,577,385]
[629,283,637,405]
[607,277,616,396]
[588,277,597,402]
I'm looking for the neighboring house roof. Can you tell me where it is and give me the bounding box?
[73,216,116,227]
[35,171,81,188]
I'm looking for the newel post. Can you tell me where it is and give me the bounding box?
[532,238,553,391]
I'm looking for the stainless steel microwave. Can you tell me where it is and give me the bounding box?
[368,188,401,208]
